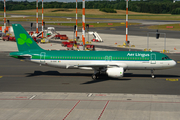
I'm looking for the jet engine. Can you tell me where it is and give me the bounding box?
[106,67,124,78]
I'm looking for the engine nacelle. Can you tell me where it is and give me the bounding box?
[106,67,124,78]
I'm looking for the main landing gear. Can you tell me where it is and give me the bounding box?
[151,70,155,78]
[92,72,100,80]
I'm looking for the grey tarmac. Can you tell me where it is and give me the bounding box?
[0,18,180,119]
[0,52,180,120]
[0,52,179,94]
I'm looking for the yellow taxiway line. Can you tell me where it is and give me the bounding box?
[166,78,178,81]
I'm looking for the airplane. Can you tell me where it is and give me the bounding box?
[10,24,176,80]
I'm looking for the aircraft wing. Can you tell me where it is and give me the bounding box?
[75,64,119,67]
[67,63,127,69]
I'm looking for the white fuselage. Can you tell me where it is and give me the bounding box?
[31,59,176,70]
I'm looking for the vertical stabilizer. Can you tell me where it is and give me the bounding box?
[12,24,43,52]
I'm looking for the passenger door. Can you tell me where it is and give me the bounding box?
[105,56,112,61]
[150,53,156,64]
[40,52,46,64]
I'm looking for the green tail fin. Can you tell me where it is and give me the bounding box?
[12,24,43,52]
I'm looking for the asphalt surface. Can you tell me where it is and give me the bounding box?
[0,51,180,94]
[2,18,180,39]
[21,23,180,39]
[1,15,180,120]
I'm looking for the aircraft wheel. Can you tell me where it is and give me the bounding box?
[152,75,155,79]
[92,74,97,80]
[151,70,155,79]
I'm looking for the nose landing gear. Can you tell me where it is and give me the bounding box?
[151,70,155,78]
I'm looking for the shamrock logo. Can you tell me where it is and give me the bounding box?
[18,33,32,46]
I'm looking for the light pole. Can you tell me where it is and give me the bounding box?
[147,31,166,52]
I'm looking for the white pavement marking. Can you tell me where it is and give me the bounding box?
[29,95,36,100]
[87,93,93,97]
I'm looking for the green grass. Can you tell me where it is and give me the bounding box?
[147,24,180,31]
[1,9,179,21]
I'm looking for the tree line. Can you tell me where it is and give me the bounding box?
[0,0,180,14]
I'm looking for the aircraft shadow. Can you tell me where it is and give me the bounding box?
[124,73,180,78]
[26,71,92,77]
[25,71,179,84]
[82,76,131,84]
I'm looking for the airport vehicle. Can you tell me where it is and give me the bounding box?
[10,24,176,80]
[2,35,9,41]
[89,32,103,42]
[9,36,16,41]
[62,41,77,47]
[2,35,16,41]
[55,34,68,40]
[85,45,95,50]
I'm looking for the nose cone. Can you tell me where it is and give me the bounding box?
[171,60,176,67]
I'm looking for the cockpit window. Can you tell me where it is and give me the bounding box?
[162,56,170,60]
